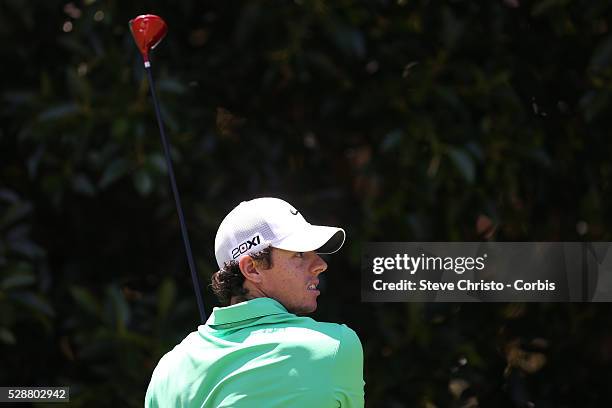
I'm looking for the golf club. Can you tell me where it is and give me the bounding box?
[129,14,206,323]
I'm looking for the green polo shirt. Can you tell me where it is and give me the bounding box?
[145,297,364,407]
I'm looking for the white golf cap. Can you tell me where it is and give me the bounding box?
[214,197,345,269]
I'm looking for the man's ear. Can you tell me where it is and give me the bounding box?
[238,256,263,284]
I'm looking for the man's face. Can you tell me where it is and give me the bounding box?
[258,248,328,314]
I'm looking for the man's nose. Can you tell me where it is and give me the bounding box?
[311,253,328,275]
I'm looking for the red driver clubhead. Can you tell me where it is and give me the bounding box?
[129,14,167,65]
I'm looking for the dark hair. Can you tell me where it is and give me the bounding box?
[211,247,272,306]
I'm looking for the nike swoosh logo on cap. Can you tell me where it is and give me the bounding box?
[290,209,299,215]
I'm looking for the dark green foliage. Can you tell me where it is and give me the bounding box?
[1,0,612,406]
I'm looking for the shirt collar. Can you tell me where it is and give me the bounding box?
[205,297,289,326]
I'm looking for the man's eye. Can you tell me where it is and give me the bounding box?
[295,252,304,258]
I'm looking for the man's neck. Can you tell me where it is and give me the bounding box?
[230,282,267,305]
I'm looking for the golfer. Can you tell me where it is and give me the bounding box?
[145,197,365,407]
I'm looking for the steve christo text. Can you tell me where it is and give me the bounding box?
[372,279,556,292]
[370,253,556,292]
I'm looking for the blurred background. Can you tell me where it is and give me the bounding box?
[2,0,612,406]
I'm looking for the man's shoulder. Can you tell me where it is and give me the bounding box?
[309,320,361,350]
[278,315,361,351]
[304,319,363,362]
[282,313,349,334]
[309,318,359,341]
[150,331,197,370]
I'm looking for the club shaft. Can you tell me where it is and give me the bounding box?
[145,65,206,324]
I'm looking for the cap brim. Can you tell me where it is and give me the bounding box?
[273,224,345,255]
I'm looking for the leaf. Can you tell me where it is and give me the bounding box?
[465,141,484,162]
[133,169,153,196]
[111,119,130,139]
[37,103,79,121]
[105,286,130,332]
[333,24,366,58]
[528,148,553,168]
[234,3,261,47]
[531,0,568,17]
[159,104,180,132]
[9,292,55,317]
[72,174,97,196]
[157,78,187,94]
[381,129,403,152]
[98,159,129,189]
[306,52,343,79]
[56,36,90,57]
[216,107,246,136]
[1,273,36,290]
[70,286,101,318]
[117,331,153,349]
[0,327,16,345]
[590,34,612,69]
[0,201,32,228]
[67,67,91,100]
[26,145,45,179]
[579,91,609,123]
[0,189,19,203]
[448,147,475,183]
[157,278,176,321]
[8,239,46,259]
[148,153,168,174]
[2,91,35,106]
